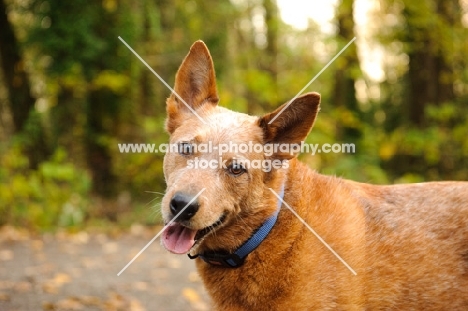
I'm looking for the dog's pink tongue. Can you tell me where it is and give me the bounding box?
[162,223,197,254]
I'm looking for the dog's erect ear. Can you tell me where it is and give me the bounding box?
[258,92,321,159]
[166,40,219,133]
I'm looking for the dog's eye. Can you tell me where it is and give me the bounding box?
[228,162,245,176]
[178,142,193,156]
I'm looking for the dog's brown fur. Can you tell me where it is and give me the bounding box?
[161,41,468,310]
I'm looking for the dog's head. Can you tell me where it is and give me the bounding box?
[161,41,320,254]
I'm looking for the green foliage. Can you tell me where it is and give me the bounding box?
[27,0,105,77]
[91,71,131,94]
[0,146,90,229]
[368,0,468,182]
[113,116,167,199]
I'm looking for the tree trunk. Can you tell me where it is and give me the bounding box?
[385,0,461,180]
[0,0,48,168]
[333,0,360,140]
[262,0,279,109]
[86,88,117,199]
[407,39,434,126]
[405,0,457,127]
[263,0,278,81]
[434,0,456,105]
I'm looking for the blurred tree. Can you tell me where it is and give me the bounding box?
[228,0,282,114]
[333,0,361,141]
[261,0,278,103]
[27,0,134,202]
[375,0,468,181]
[1,0,466,229]
[403,0,458,126]
[0,0,49,169]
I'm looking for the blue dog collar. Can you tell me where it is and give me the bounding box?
[188,185,284,268]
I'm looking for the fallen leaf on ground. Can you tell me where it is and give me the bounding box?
[0,281,12,290]
[14,281,32,293]
[103,292,127,310]
[182,288,209,311]
[154,285,170,295]
[0,292,11,301]
[168,258,181,269]
[42,301,55,310]
[130,224,145,237]
[80,295,102,306]
[132,281,148,291]
[0,225,29,242]
[71,232,89,244]
[102,242,119,254]
[129,299,146,311]
[182,287,201,304]
[31,239,44,251]
[53,273,72,285]
[188,271,201,282]
[55,297,84,310]
[0,249,14,261]
[42,283,59,294]
[42,272,72,294]
[81,257,101,268]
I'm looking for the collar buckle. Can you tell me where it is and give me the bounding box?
[199,252,245,268]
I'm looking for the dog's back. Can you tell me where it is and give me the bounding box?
[359,181,468,309]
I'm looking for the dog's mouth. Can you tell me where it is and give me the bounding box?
[162,214,226,254]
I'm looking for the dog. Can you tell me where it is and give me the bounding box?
[160,40,468,310]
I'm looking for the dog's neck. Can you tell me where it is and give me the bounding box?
[188,180,286,268]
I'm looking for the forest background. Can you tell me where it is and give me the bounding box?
[1,0,467,230]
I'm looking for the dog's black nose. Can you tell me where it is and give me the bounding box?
[170,193,200,221]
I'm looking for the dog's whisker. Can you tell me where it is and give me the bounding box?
[144,195,162,208]
[149,201,162,209]
[149,206,162,215]
[147,209,162,223]
[145,190,165,195]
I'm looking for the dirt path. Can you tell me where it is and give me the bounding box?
[0,225,210,311]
